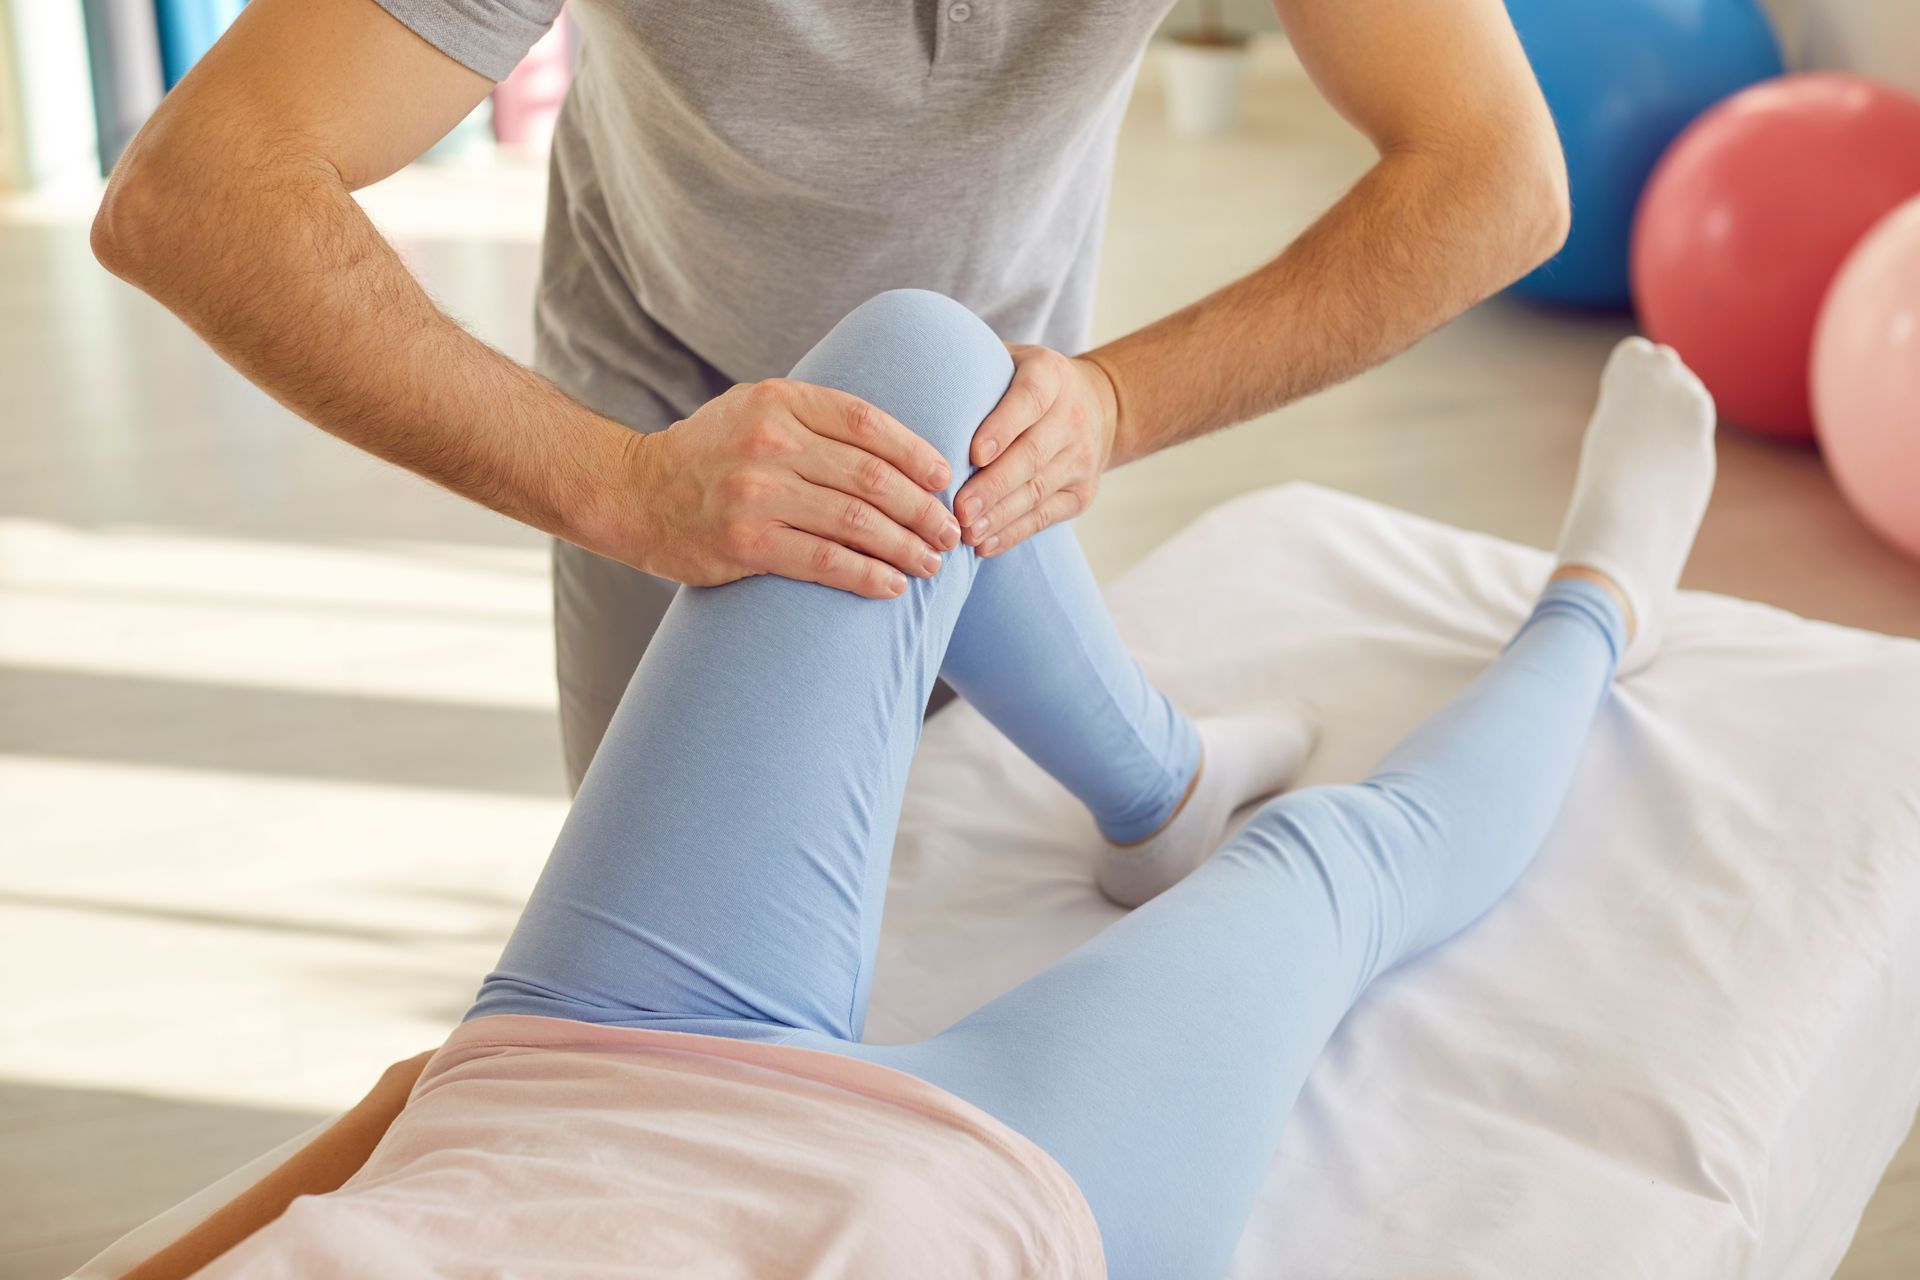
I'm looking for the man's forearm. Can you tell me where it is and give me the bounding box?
[1089,142,1568,465]
[93,117,641,564]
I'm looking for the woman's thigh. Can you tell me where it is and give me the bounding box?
[468,291,1015,1040]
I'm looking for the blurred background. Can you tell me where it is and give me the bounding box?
[3,0,1919,1275]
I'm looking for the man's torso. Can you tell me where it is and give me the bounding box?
[533,0,1179,429]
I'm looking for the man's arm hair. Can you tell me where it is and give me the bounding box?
[1091,0,1570,463]
[92,0,644,563]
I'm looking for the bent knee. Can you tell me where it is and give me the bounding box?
[792,290,1014,470]
[841,289,1005,365]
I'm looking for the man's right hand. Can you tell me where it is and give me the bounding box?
[619,379,961,599]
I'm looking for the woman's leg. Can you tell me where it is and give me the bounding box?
[825,579,1623,1276]
[817,340,1717,1279]
[469,289,1263,1040]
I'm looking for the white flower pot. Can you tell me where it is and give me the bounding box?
[1801,0,1920,97]
[1160,35,1251,138]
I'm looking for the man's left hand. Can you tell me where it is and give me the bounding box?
[954,345,1120,556]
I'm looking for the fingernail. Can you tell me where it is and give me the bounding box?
[979,438,998,463]
[969,519,990,540]
[889,574,908,595]
[958,497,981,522]
[941,520,961,549]
[928,463,951,489]
[919,551,941,576]
[981,535,1001,555]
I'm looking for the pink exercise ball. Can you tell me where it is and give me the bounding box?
[1631,73,1920,441]
[1812,195,1920,562]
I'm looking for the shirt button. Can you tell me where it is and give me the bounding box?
[948,2,971,22]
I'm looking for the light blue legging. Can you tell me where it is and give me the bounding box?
[470,290,1625,1279]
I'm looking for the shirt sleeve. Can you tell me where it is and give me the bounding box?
[370,0,566,83]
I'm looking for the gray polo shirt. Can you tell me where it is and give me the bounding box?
[375,0,1173,433]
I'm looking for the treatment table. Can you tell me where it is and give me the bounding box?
[73,484,1920,1278]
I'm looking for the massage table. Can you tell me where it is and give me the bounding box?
[72,484,1920,1278]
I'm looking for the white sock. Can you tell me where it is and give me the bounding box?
[1552,337,1717,677]
[1097,710,1315,908]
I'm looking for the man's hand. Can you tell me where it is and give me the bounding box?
[625,379,961,598]
[953,346,1120,557]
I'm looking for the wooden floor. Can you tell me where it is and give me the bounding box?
[3,39,1916,1278]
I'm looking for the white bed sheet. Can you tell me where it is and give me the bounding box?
[74,484,1920,1279]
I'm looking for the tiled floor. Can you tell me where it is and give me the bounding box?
[3,39,1915,1278]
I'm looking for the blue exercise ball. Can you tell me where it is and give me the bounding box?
[1506,0,1783,307]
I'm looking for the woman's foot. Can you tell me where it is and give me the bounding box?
[1098,710,1315,908]
[1552,337,1716,676]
